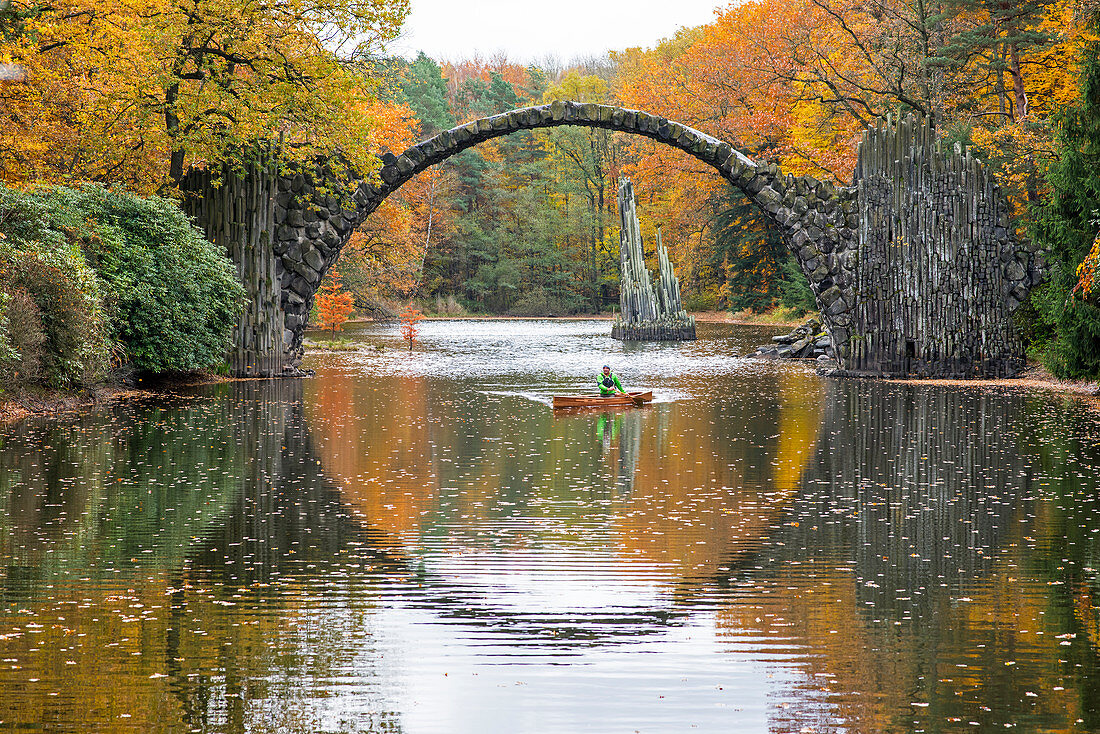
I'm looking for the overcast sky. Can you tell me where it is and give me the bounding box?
[389,0,728,64]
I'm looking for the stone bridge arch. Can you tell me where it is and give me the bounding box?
[274,102,855,365]
[184,104,1042,379]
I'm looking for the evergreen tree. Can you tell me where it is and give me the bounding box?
[714,188,814,313]
[402,52,456,136]
[933,0,1053,121]
[1028,10,1100,378]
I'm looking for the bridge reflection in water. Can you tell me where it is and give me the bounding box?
[303,367,825,585]
[712,380,1099,733]
[0,371,1095,732]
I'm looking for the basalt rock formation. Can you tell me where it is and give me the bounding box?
[184,104,1041,379]
[612,178,696,341]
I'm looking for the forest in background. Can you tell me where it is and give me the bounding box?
[3,0,1100,377]
[339,0,1085,318]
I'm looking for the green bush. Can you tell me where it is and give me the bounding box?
[0,184,245,376]
[506,288,584,316]
[682,291,718,312]
[0,231,111,389]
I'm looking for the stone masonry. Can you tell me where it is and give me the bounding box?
[206,102,1041,378]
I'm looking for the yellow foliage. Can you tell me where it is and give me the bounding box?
[1074,233,1100,299]
[0,0,409,189]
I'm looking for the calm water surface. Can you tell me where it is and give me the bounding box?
[1,320,1099,733]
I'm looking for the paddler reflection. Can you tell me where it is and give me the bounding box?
[597,412,622,450]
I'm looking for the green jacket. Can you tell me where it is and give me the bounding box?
[597,372,624,395]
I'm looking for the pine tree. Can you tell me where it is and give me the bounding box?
[402,53,456,136]
[1028,9,1100,378]
[714,188,814,313]
[933,0,1054,121]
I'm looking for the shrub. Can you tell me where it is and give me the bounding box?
[0,184,245,375]
[3,289,47,384]
[506,289,582,317]
[0,231,111,388]
[683,291,718,312]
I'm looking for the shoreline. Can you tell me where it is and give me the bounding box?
[354,311,807,327]
[887,364,1099,400]
[0,372,241,427]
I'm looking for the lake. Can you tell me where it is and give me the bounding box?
[0,319,1098,733]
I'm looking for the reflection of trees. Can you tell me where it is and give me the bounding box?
[187,380,405,583]
[0,380,408,733]
[0,394,247,592]
[596,410,642,493]
[713,380,1100,734]
[609,369,825,583]
[304,365,828,598]
[167,379,407,734]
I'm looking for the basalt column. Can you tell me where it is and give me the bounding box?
[839,115,1043,378]
[183,148,287,377]
[612,178,696,341]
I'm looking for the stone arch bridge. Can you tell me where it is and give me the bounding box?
[183,102,1042,379]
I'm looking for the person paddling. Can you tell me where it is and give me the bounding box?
[597,365,627,397]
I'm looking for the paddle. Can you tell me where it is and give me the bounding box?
[629,392,644,407]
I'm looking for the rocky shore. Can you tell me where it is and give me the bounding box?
[750,316,833,362]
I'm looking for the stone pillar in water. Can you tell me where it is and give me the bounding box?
[612,178,696,341]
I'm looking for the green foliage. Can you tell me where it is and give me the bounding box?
[0,184,245,381]
[0,189,111,388]
[1027,12,1100,378]
[507,289,585,316]
[0,292,15,366]
[2,287,48,383]
[682,291,719,312]
[714,190,815,314]
[65,187,246,373]
[777,256,818,313]
[396,53,456,136]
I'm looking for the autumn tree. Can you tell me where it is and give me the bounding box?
[316,274,356,336]
[1028,7,1100,378]
[0,0,409,189]
[399,306,422,349]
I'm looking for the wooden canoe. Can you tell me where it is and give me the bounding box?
[552,391,654,409]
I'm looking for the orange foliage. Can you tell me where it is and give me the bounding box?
[330,94,445,305]
[441,56,531,121]
[611,0,840,298]
[1075,233,1100,300]
[399,306,423,348]
[316,275,355,335]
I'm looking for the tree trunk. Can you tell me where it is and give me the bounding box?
[165,83,185,186]
[995,43,1008,119]
[1008,41,1029,120]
